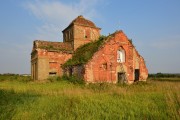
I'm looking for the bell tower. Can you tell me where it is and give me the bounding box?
[62,15,101,50]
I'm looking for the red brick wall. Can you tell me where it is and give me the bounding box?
[63,24,100,50]
[37,49,72,77]
[73,25,100,49]
[84,31,148,83]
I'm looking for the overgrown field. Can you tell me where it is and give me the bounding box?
[0,75,180,120]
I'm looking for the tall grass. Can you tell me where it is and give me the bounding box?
[0,75,180,120]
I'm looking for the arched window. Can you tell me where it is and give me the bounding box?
[83,29,86,38]
[66,33,68,41]
[117,49,125,63]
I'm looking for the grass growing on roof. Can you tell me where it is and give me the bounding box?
[63,35,106,67]
[39,45,71,52]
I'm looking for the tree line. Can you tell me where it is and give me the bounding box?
[149,73,180,78]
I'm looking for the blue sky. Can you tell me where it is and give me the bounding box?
[0,0,180,74]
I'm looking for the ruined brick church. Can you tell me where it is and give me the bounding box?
[31,15,148,83]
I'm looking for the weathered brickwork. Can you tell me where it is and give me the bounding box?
[31,15,148,83]
[31,41,72,80]
[69,31,148,84]
[62,15,100,49]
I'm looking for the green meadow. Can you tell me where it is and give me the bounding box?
[0,75,180,120]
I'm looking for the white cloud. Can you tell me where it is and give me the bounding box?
[25,0,99,41]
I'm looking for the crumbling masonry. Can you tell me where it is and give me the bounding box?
[31,15,148,83]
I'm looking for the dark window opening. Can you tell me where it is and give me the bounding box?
[84,29,89,39]
[66,33,68,41]
[49,72,57,76]
[134,69,140,82]
[69,31,70,39]
[49,62,57,63]
[102,63,107,70]
[69,68,73,76]
[81,67,85,74]
[118,72,125,83]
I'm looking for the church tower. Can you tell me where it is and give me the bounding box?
[62,15,101,50]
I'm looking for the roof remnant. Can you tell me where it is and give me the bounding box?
[63,15,101,32]
[33,40,73,52]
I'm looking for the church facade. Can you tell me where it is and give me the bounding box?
[31,15,148,83]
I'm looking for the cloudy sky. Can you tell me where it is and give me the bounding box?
[0,0,180,74]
